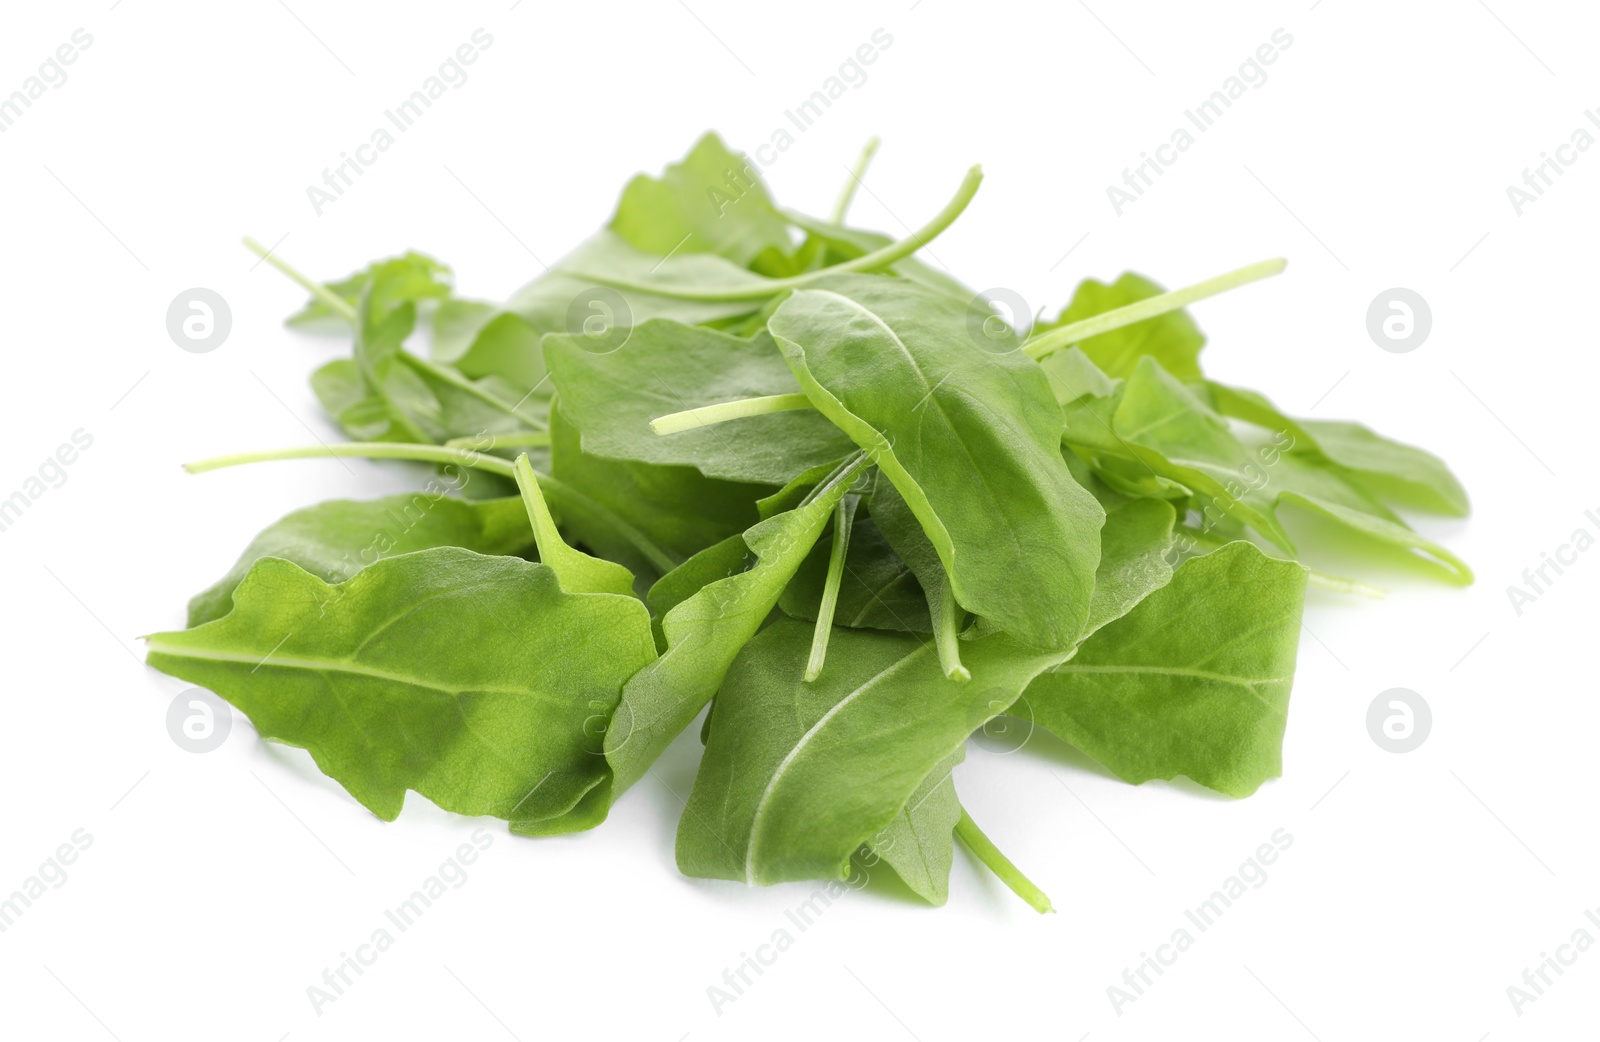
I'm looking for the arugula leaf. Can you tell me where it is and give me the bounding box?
[675,617,1067,891]
[545,320,856,485]
[1035,272,1205,379]
[610,131,794,272]
[779,511,931,633]
[513,454,635,597]
[146,548,656,835]
[547,403,762,577]
[871,748,963,906]
[187,493,534,627]
[285,250,452,330]
[770,274,1105,649]
[1024,541,1306,797]
[604,455,867,794]
[1204,381,1470,516]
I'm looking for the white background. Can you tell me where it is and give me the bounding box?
[1,1,1595,1039]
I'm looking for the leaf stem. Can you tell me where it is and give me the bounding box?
[931,581,971,682]
[445,431,551,450]
[954,807,1053,914]
[804,496,858,682]
[181,441,677,573]
[1024,258,1288,361]
[399,354,548,430]
[184,441,514,477]
[650,393,814,435]
[565,165,984,302]
[243,236,357,321]
[831,136,881,223]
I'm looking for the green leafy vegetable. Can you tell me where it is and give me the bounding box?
[150,133,1472,912]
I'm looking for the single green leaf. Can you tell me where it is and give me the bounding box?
[1036,272,1206,380]
[146,548,657,834]
[610,132,794,270]
[605,455,868,793]
[187,492,535,627]
[548,403,763,577]
[675,617,1068,890]
[1024,541,1306,797]
[286,251,452,330]
[545,320,856,485]
[870,748,963,906]
[1204,381,1469,516]
[770,274,1105,649]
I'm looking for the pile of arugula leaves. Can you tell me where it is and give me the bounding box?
[145,134,1470,910]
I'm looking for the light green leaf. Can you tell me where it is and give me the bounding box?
[287,251,452,330]
[1036,272,1205,380]
[1025,542,1306,797]
[610,132,794,270]
[545,320,856,485]
[770,274,1105,649]
[871,748,963,906]
[605,455,867,793]
[146,548,657,834]
[675,617,1068,890]
[187,492,535,627]
[513,454,635,597]
[1204,381,1469,516]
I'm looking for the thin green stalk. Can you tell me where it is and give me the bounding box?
[183,441,677,573]
[931,580,971,682]
[184,442,514,477]
[650,393,814,435]
[1024,258,1288,361]
[243,236,357,321]
[399,354,548,430]
[955,807,1053,914]
[564,165,983,303]
[445,431,552,450]
[831,136,881,223]
[804,496,858,682]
